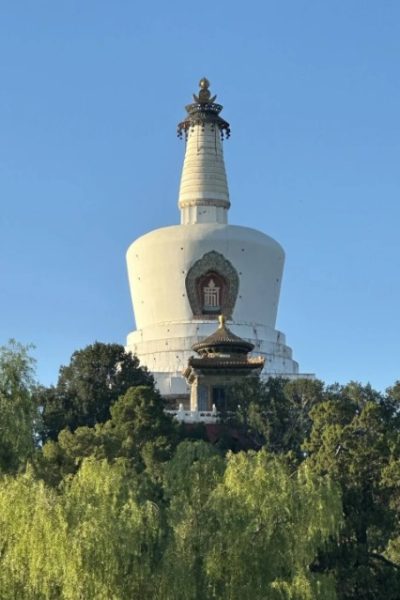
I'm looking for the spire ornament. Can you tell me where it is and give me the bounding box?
[177,78,231,140]
[218,314,226,328]
[192,78,217,104]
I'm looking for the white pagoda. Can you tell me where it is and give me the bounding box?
[126,79,307,407]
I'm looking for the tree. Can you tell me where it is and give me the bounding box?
[225,376,324,456]
[104,385,179,472]
[36,386,179,488]
[158,441,225,599]
[39,342,154,440]
[159,442,341,600]
[223,377,400,599]
[0,340,39,473]
[304,382,400,599]
[207,450,341,600]
[0,460,160,599]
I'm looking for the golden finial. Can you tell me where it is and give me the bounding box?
[193,77,216,104]
[178,78,231,140]
[199,77,210,90]
[218,314,226,328]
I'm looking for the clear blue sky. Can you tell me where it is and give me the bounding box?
[1,1,399,391]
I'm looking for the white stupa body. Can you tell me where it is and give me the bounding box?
[126,81,307,400]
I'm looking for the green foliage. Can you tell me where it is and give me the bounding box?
[227,377,324,456]
[39,342,154,440]
[106,385,179,468]
[62,459,160,598]
[2,340,400,599]
[159,441,226,599]
[0,460,160,599]
[36,386,179,487]
[206,450,340,600]
[0,340,39,473]
[227,377,400,598]
[0,468,67,599]
[158,442,341,600]
[0,442,341,599]
[304,382,400,599]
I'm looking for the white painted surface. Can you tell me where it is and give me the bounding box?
[179,123,230,224]
[126,235,302,395]
[166,408,219,423]
[126,223,284,330]
[125,116,308,397]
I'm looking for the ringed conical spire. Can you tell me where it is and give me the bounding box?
[177,79,231,225]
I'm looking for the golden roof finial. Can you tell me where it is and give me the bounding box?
[193,77,216,105]
[199,77,210,90]
[177,78,231,140]
[218,314,226,329]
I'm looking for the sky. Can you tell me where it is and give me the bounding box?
[0,1,399,391]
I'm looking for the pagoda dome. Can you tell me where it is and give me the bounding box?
[125,79,309,402]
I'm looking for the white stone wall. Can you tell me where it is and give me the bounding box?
[127,319,297,361]
[126,223,284,331]
[126,222,302,396]
[125,116,308,397]
[126,333,299,397]
[179,123,230,224]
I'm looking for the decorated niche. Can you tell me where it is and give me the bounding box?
[185,251,239,318]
